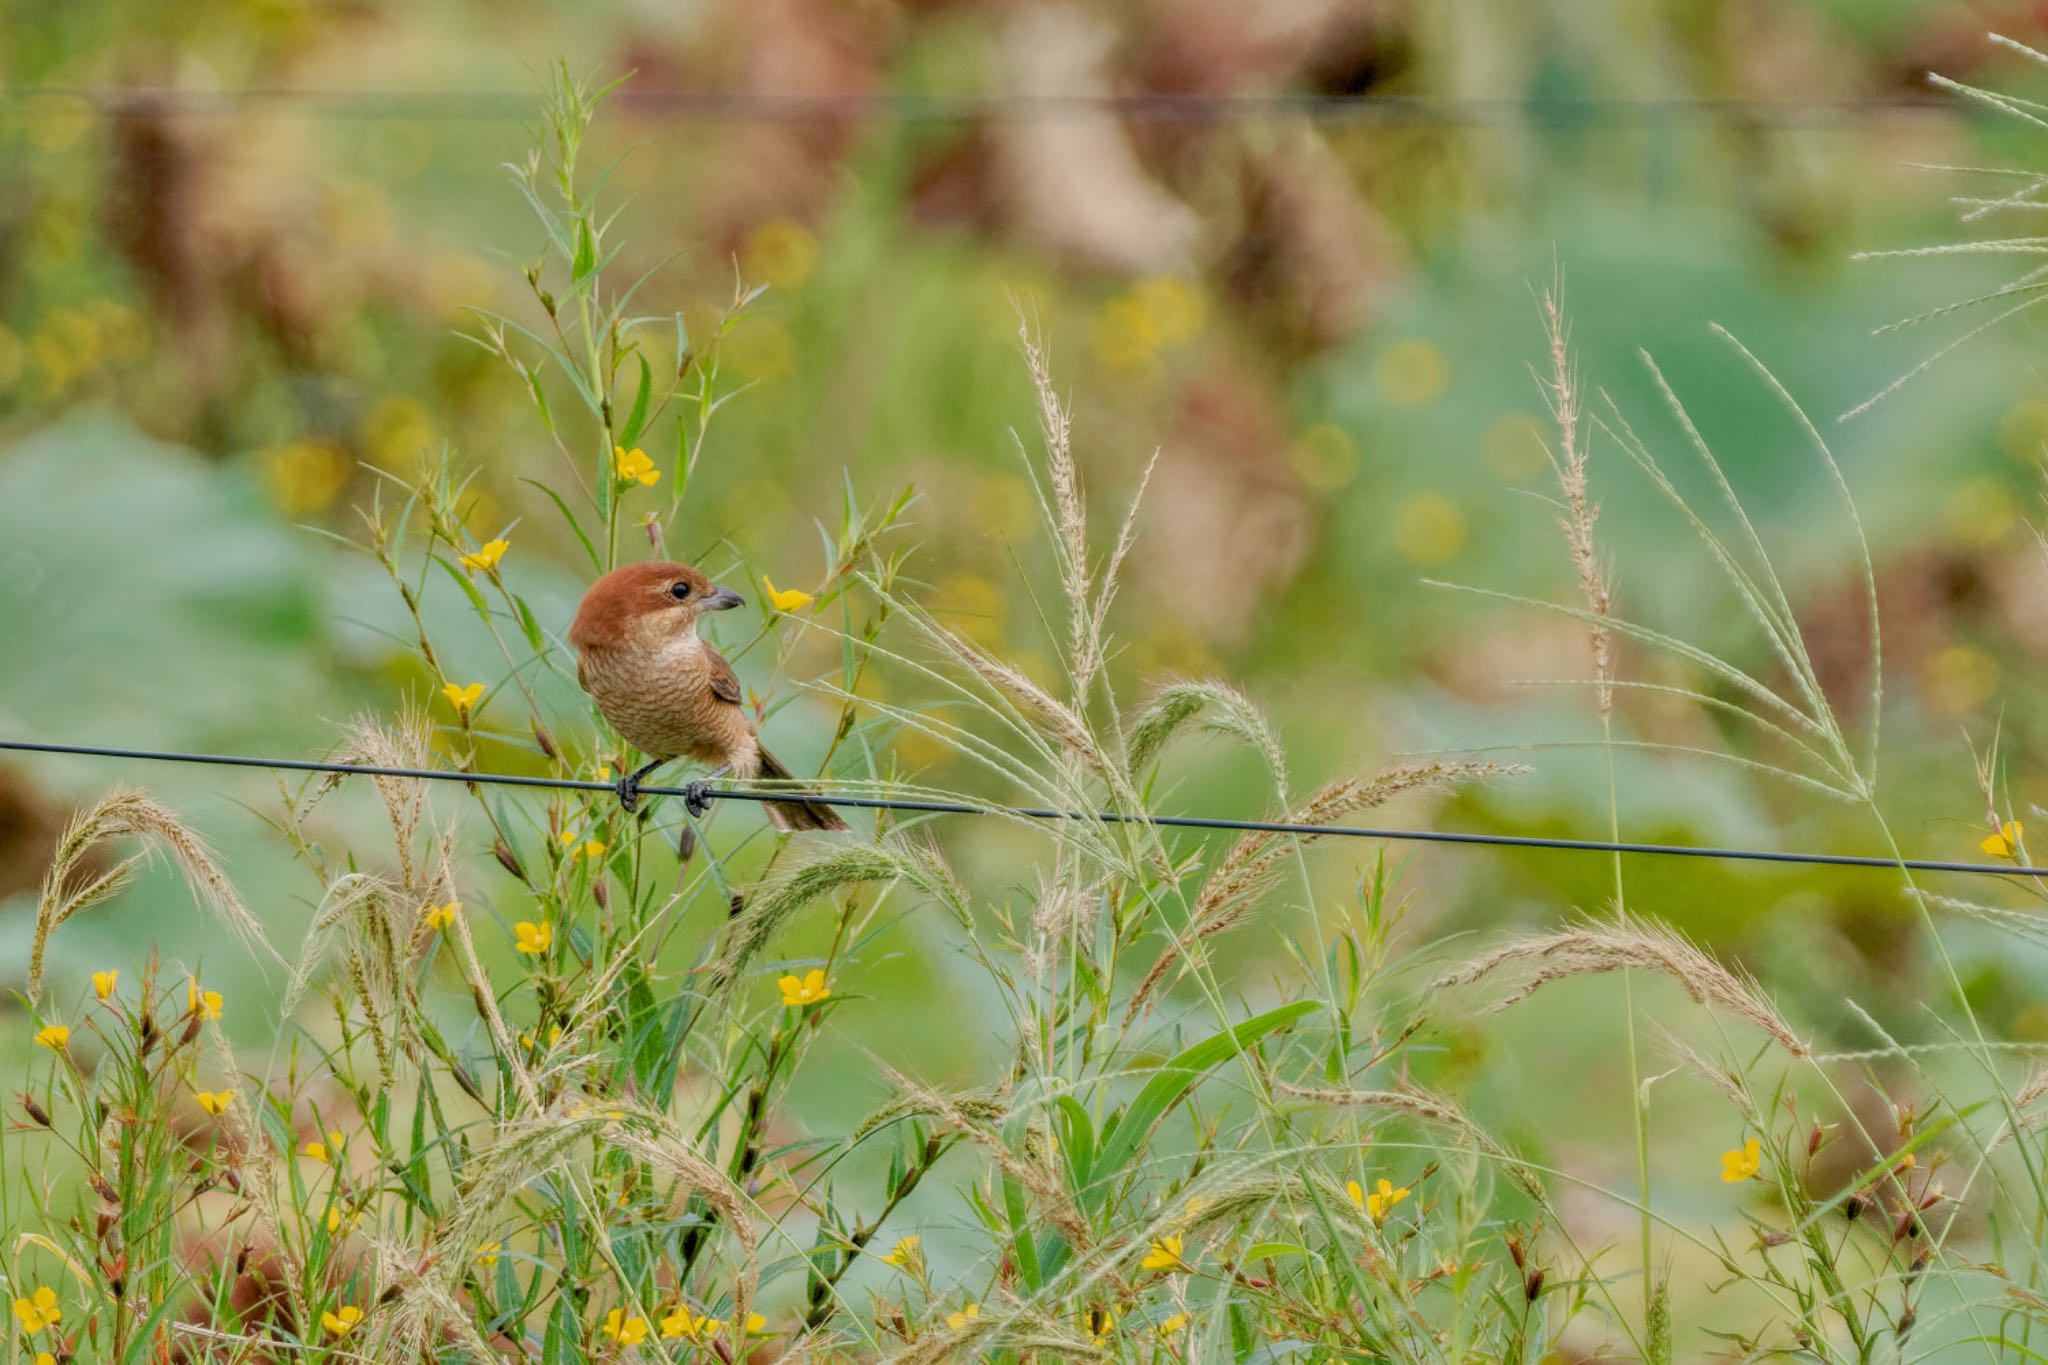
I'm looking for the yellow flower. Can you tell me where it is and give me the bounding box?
[441,681,486,715]
[582,840,607,861]
[36,1352,55,1365]
[321,1304,362,1337]
[699,1317,727,1337]
[425,901,459,932]
[302,1129,343,1162]
[459,538,509,572]
[195,1089,233,1116]
[189,980,223,1020]
[476,1241,502,1268]
[325,1207,359,1235]
[602,1309,649,1345]
[33,1023,68,1050]
[659,1304,700,1339]
[1345,1178,1366,1210]
[1084,1305,1116,1348]
[762,575,815,612]
[514,921,553,955]
[743,1313,768,1334]
[778,968,831,1007]
[946,1303,980,1331]
[1721,1138,1762,1183]
[92,968,119,1001]
[1365,1177,1410,1224]
[1140,1233,1188,1272]
[879,1234,922,1270]
[12,1285,60,1332]
[1983,819,2024,858]
[1157,1313,1189,1335]
[614,445,660,486]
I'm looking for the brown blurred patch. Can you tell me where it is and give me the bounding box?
[0,766,87,901]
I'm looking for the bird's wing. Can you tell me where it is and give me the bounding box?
[704,645,744,707]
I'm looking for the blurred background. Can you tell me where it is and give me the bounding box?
[7,0,2048,1338]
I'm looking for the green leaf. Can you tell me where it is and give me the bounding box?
[572,217,597,282]
[1243,1241,1316,1263]
[621,353,654,448]
[522,478,602,573]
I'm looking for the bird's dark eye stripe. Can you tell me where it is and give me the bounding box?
[669,581,691,600]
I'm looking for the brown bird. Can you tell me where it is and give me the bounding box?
[569,560,847,831]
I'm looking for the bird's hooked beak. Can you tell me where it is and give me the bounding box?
[703,584,745,611]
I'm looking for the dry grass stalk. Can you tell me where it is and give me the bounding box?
[1128,762,1519,1017]
[1272,1080,1546,1199]
[29,788,273,1002]
[331,713,436,895]
[1017,315,1093,683]
[1436,915,1809,1057]
[923,611,1107,775]
[1540,286,1615,714]
[1990,1063,2048,1150]
[1656,1029,1760,1121]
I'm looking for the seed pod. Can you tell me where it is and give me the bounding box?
[21,1094,50,1127]
[1524,1267,1545,1302]
[676,825,697,864]
[530,718,559,760]
[91,1174,118,1204]
[493,839,525,880]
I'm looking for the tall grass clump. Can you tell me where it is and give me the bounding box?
[13,49,2048,1365]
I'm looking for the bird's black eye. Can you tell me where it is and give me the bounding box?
[669,581,691,601]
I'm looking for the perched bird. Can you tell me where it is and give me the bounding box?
[569,560,847,831]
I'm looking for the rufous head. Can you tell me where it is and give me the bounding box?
[568,560,744,651]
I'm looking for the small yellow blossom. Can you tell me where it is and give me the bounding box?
[514,921,553,954]
[459,538,509,573]
[477,1241,502,1268]
[36,1352,55,1365]
[1140,1233,1188,1272]
[1084,1305,1116,1348]
[195,1089,234,1116]
[614,445,660,486]
[1721,1138,1762,1183]
[92,969,119,1001]
[33,1023,68,1050]
[699,1317,727,1337]
[744,1313,767,1334]
[325,1207,359,1235]
[12,1286,60,1332]
[321,1305,362,1337]
[778,968,831,1007]
[582,840,607,860]
[1365,1177,1411,1224]
[660,1304,700,1339]
[520,1025,563,1050]
[1346,1178,1366,1210]
[762,575,815,612]
[879,1234,922,1270]
[1983,819,2024,858]
[442,681,486,716]
[425,901,459,932]
[1157,1313,1189,1335]
[303,1129,343,1162]
[189,980,223,1020]
[602,1309,649,1345]
[946,1303,980,1331]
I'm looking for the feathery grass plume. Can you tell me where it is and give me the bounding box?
[1655,1029,1761,1121]
[1272,1080,1546,1199]
[1123,676,1289,794]
[1989,1064,2048,1151]
[912,607,1107,776]
[328,713,438,894]
[884,1314,1098,1365]
[29,788,273,1001]
[705,839,969,1003]
[1129,762,1519,1016]
[1538,286,1613,715]
[884,1070,1092,1250]
[1436,915,1809,1057]
[1015,314,1094,688]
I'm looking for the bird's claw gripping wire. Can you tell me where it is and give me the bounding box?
[684,781,715,818]
[614,761,661,816]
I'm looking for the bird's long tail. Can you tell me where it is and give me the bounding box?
[755,748,849,832]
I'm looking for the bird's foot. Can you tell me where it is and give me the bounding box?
[684,780,714,818]
[615,769,643,815]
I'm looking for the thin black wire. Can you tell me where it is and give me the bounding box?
[2,737,2040,881]
[0,87,1961,127]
